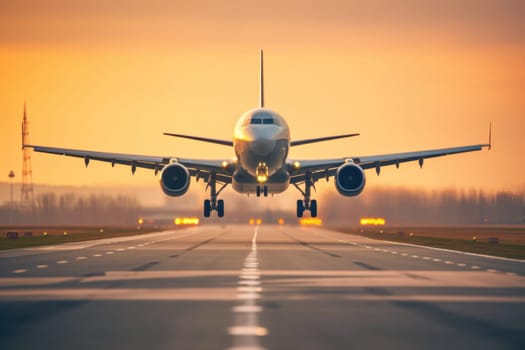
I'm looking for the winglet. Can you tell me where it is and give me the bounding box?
[488,122,492,150]
[259,49,264,108]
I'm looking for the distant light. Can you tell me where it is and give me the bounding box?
[360,217,386,226]
[63,231,67,236]
[300,218,322,226]
[100,229,104,233]
[222,161,228,168]
[278,218,285,225]
[256,218,262,225]
[138,218,144,225]
[174,217,200,225]
[249,218,255,225]
[43,232,47,236]
[293,161,300,169]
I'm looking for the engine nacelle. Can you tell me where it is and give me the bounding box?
[335,163,366,196]
[160,163,190,197]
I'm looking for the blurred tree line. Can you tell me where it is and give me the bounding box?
[321,188,525,225]
[0,192,140,225]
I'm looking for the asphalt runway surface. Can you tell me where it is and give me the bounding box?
[1,225,524,350]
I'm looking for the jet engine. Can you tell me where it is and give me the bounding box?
[335,163,366,196]
[160,163,190,197]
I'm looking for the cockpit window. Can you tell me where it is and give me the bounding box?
[248,111,281,126]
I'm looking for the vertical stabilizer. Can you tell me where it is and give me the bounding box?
[259,49,264,108]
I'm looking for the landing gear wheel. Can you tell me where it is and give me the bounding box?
[204,199,212,218]
[310,200,318,217]
[296,200,305,218]
[263,186,268,197]
[217,199,224,218]
[256,186,261,197]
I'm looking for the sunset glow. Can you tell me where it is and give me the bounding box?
[1,1,524,195]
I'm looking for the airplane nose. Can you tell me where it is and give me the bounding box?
[250,138,275,156]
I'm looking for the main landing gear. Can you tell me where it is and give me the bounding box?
[293,171,318,218]
[203,172,228,218]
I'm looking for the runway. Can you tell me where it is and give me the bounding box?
[1,225,524,350]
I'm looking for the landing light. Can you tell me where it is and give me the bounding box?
[257,175,267,182]
[293,161,300,169]
[138,218,144,225]
[222,161,228,168]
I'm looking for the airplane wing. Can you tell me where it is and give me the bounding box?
[289,143,490,184]
[24,144,233,183]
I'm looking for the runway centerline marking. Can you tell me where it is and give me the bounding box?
[228,226,267,349]
[12,269,27,274]
[56,260,68,264]
[36,265,48,269]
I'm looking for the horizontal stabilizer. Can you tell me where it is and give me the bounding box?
[291,133,360,147]
[163,133,233,147]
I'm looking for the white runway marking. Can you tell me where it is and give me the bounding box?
[12,269,27,274]
[228,226,267,350]
[233,305,263,313]
[36,265,48,269]
[76,256,87,261]
[93,254,102,257]
[116,248,125,252]
[228,326,268,336]
[56,260,68,264]
[106,252,114,255]
[239,280,261,286]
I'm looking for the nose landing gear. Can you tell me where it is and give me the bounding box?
[256,185,268,197]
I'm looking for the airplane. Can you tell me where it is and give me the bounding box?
[24,50,491,218]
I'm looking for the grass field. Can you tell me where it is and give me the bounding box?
[333,226,525,260]
[0,226,160,250]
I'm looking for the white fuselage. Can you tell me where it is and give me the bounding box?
[232,108,290,194]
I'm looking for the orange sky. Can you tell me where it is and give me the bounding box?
[1,0,524,195]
